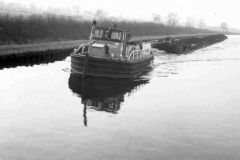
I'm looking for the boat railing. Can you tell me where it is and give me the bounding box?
[128,48,151,60]
[72,44,89,55]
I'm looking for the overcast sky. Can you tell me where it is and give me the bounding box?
[3,0,239,29]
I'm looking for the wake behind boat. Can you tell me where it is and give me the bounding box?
[71,21,154,78]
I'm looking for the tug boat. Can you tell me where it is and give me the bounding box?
[71,21,154,78]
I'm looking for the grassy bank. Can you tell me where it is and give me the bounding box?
[0,13,220,45]
[0,33,217,55]
[0,40,87,55]
[0,34,227,69]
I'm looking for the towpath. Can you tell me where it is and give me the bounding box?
[0,34,212,55]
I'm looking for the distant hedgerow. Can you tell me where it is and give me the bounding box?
[0,13,218,45]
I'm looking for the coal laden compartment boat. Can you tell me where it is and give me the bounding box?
[71,21,154,78]
[151,34,227,54]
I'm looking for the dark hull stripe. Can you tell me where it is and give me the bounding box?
[71,55,153,68]
[71,55,154,78]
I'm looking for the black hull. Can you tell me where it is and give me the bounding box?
[151,34,228,54]
[151,42,184,54]
[71,54,154,78]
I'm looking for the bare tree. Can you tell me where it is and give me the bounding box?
[95,10,108,20]
[7,2,22,9]
[185,17,195,27]
[220,22,228,32]
[152,14,161,23]
[73,5,80,15]
[197,19,206,29]
[0,1,5,8]
[29,3,38,11]
[166,13,179,27]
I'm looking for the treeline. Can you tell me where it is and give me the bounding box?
[0,14,92,44]
[0,13,219,45]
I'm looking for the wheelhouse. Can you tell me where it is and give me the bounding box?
[93,27,130,42]
[89,25,131,59]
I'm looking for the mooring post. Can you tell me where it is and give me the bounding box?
[83,52,89,78]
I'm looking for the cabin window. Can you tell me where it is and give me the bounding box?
[126,34,131,41]
[104,31,109,39]
[123,33,126,41]
[94,29,104,38]
[110,31,122,40]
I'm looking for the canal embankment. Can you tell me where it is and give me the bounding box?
[0,33,225,68]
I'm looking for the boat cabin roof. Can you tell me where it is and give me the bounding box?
[95,27,127,33]
[93,26,131,42]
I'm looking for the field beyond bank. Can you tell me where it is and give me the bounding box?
[0,13,222,45]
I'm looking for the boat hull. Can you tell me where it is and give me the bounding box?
[151,42,184,54]
[151,34,228,54]
[71,54,154,78]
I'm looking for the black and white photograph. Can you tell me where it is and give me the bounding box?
[0,0,239,159]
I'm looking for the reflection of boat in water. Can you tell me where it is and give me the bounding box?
[68,73,149,114]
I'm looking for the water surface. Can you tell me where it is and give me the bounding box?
[1,35,240,160]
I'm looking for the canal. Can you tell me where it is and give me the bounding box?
[1,35,240,160]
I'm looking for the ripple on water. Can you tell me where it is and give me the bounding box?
[1,35,240,160]
[146,36,240,78]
